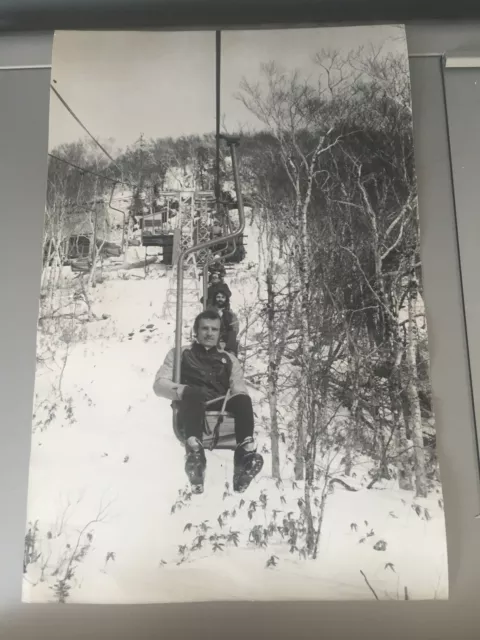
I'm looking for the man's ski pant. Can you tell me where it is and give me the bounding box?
[178,392,254,444]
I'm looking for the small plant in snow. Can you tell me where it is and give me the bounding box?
[32,399,58,433]
[373,540,387,552]
[50,530,95,603]
[266,555,279,568]
[101,551,116,573]
[223,481,232,500]
[23,497,113,603]
[412,503,422,518]
[24,521,42,573]
[248,525,268,548]
[170,485,193,514]
[64,397,76,424]
[171,483,337,566]
[226,530,240,546]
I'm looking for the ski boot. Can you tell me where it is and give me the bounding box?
[185,437,206,494]
[233,437,264,493]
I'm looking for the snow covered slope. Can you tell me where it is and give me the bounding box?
[23,215,448,604]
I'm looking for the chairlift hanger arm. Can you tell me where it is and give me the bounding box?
[108,182,127,222]
[178,139,244,262]
[173,137,246,383]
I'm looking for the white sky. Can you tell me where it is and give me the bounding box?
[49,26,407,152]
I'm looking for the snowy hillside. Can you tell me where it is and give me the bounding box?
[23,213,448,604]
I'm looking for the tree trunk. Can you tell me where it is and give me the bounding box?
[395,420,414,491]
[47,246,61,318]
[343,399,355,477]
[266,265,281,480]
[377,428,391,481]
[268,384,281,479]
[312,480,329,560]
[295,199,310,481]
[88,206,100,288]
[389,342,414,490]
[303,422,316,554]
[344,347,360,476]
[294,394,305,481]
[305,394,327,557]
[80,275,96,322]
[405,272,428,498]
[124,216,134,267]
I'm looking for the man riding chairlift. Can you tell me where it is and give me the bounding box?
[200,270,232,306]
[207,285,239,357]
[153,309,263,493]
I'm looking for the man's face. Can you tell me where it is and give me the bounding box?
[211,273,221,284]
[197,318,221,348]
[215,293,227,308]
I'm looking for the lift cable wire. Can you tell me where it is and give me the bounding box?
[47,153,133,187]
[50,83,123,174]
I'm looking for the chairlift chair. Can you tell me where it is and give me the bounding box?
[172,398,237,451]
[170,31,246,452]
[171,135,245,452]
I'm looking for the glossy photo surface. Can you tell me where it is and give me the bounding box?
[22,26,448,604]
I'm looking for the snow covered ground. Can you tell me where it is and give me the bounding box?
[23,217,449,604]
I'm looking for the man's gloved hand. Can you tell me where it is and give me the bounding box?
[182,386,210,404]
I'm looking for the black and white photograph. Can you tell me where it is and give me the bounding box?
[23,26,448,604]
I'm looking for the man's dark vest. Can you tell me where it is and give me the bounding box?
[181,342,233,401]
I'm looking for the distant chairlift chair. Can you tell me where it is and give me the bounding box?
[141,195,178,265]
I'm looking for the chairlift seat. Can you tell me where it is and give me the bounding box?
[172,403,236,450]
[203,411,236,450]
[142,234,174,248]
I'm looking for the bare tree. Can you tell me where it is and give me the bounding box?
[403,232,428,497]
[238,60,347,480]
[238,48,432,502]
[260,203,298,479]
